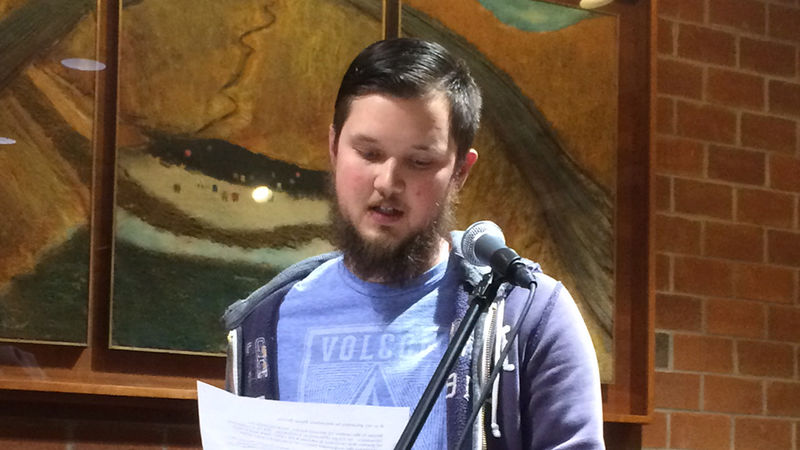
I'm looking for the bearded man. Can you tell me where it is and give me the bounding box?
[224,38,604,450]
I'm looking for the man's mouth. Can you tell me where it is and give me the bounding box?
[369,205,403,218]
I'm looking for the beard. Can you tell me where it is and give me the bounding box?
[329,183,458,285]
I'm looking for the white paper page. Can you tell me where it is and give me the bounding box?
[197,381,409,450]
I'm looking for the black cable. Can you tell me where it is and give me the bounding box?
[455,279,538,450]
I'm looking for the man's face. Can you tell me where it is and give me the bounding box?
[330,93,470,249]
[328,92,477,281]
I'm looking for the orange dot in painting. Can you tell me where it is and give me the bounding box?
[295,171,301,178]
[184,149,192,157]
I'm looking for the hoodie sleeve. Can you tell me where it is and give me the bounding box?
[519,282,605,450]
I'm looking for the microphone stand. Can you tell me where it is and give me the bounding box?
[394,271,504,450]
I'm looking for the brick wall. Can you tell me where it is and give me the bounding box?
[644,0,800,448]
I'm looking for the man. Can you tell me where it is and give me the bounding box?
[224,38,604,449]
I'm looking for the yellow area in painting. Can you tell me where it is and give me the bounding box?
[0,1,98,288]
[118,0,270,135]
[0,0,27,16]
[0,93,89,287]
[406,0,618,381]
[118,0,380,172]
[405,0,617,191]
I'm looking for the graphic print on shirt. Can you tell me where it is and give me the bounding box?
[298,324,439,404]
[296,324,447,447]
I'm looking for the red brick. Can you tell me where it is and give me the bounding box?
[656,137,705,176]
[671,412,731,450]
[735,417,793,450]
[705,374,763,414]
[733,263,796,304]
[676,101,737,144]
[708,146,766,186]
[673,333,734,373]
[659,0,705,22]
[642,411,667,448]
[740,37,797,77]
[656,214,702,254]
[655,371,701,409]
[658,19,675,55]
[0,418,68,449]
[737,188,795,229]
[768,230,800,267]
[766,381,800,417]
[769,80,800,118]
[674,178,733,219]
[707,68,765,110]
[655,175,672,212]
[658,59,704,99]
[709,0,766,33]
[674,256,734,297]
[706,298,765,338]
[741,113,797,154]
[677,24,737,66]
[770,154,800,192]
[769,4,800,43]
[705,222,764,262]
[738,340,795,378]
[657,96,676,134]
[656,293,703,331]
[657,253,671,291]
[768,305,800,342]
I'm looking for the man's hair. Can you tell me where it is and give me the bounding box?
[332,38,482,161]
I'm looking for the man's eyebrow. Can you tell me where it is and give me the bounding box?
[350,134,379,144]
[411,143,447,153]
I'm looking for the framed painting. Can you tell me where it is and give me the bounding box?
[0,0,101,346]
[111,0,383,354]
[401,0,618,381]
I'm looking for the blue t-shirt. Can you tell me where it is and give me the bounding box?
[277,255,457,449]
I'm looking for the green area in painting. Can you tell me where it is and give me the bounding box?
[111,240,278,354]
[478,0,592,32]
[0,228,89,344]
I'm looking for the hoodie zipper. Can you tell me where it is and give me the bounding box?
[478,302,497,450]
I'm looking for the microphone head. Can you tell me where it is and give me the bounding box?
[461,220,505,267]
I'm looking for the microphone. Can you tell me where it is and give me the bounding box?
[461,221,535,287]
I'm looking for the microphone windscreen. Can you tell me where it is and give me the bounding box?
[461,220,505,267]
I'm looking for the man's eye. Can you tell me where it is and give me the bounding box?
[357,149,380,161]
[411,159,432,169]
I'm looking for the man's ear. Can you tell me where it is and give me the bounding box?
[454,148,478,189]
[328,124,338,165]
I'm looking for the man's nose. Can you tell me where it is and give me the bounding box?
[374,159,403,195]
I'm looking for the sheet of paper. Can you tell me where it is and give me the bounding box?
[197,381,410,450]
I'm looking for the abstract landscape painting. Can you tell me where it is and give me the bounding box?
[402,0,618,380]
[0,0,99,345]
[112,0,381,354]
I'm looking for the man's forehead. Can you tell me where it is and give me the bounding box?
[342,96,454,151]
